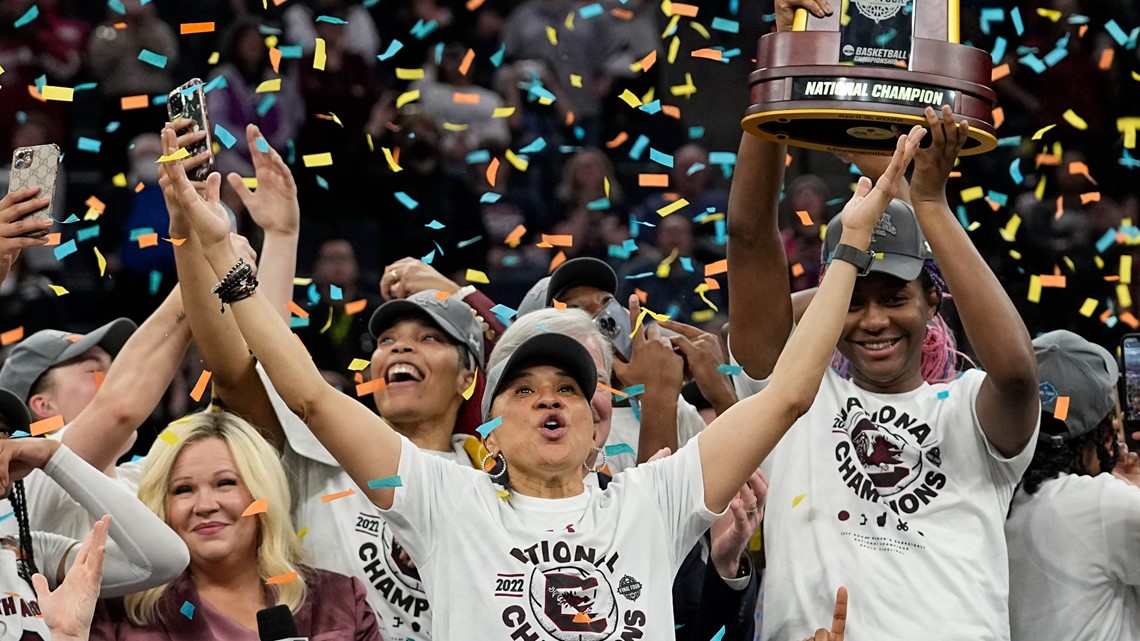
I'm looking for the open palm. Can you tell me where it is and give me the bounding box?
[33,516,109,641]
[225,124,299,236]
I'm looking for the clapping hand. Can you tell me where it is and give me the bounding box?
[837,126,925,241]
[909,105,968,205]
[33,515,109,641]
[225,125,299,237]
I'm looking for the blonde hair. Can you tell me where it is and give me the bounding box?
[124,410,307,625]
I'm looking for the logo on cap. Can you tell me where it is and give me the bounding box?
[874,212,898,238]
[1038,381,1058,405]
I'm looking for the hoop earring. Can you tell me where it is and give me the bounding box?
[584,446,607,473]
[481,451,508,482]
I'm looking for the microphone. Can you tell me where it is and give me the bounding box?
[257,605,307,641]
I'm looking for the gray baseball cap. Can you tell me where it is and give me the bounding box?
[1034,330,1117,443]
[822,199,934,281]
[0,319,137,403]
[515,277,551,319]
[481,333,597,421]
[0,388,30,434]
[368,290,485,368]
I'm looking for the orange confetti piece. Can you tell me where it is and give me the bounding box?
[993,106,1004,129]
[637,50,657,72]
[1099,48,1114,70]
[1081,192,1101,204]
[633,288,648,303]
[669,2,699,17]
[703,277,720,290]
[433,290,450,300]
[791,263,805,278]
[0,327,23,346]
[321,489,357,502]
[30,415,64,436]
[573,612,592,624]
[1053,396,1070,421]
[597,383,628,398]
[137,233,159,248]
[661,105,681,119]
[44,233,60,246]
[93,370,105,390]
[269,47,282,73]
[266,571,299,585]
[1038,275,1066,288]
[458,48,475,76]
[66,334,82,343]
[356,378,386,397]
[180,22,215,34]
[113,22,127,29]
[286,300,309,318]
[465,0,485,9]
[691,48,723,61]
[611,7,633,19]
[639,174,669,188]
[539,234,574,248]
[605,132,629,148]
[344,299,367,315]
[85,196,106,212]
[795,210,813,226]
[504,224,526,247]
[189,370,212,402]
[991,63,1010,82]
[242,498,269,517]
[704,260,728,276]
[486,157,500,187]
[1120,312,1140,329]
[552,299,567,309]
[120,95,149,110]
[1054,196,1064,220]
[549,250,567,273]
[166,237,187,246]
[452,92,480,104]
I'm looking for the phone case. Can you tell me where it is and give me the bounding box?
[167,78,214,180]
[8,143,61,238]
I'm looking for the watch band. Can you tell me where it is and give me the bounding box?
[831,243,875,276]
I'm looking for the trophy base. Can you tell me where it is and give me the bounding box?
[744,33,997,156]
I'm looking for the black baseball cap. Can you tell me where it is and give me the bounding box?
[545,258,618,306]
[481,333,597,421]
[0,389,30,434]
[822,199,933,281]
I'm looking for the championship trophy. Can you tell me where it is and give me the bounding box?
[742,0,997,156]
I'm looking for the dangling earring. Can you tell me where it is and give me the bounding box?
[481,451,508,482]
[584,446,607,473]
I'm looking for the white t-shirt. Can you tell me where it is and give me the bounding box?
[736,367,1037,641]
[379,433,720,640]
[1006,473,1140,641]
[605,396,707,474]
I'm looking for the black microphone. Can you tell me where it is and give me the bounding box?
[257,605,305,641]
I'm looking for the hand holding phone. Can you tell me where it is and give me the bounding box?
[7,144,60,239]
[1119,334,1140,454]
[167,78,214,181]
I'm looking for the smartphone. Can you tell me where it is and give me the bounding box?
[595,298,633,363]
[167,78,214,180]
[1120,334,1140,453]
[8,143,61,238]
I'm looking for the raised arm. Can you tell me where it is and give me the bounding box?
[909,106,1038,456]
[160,127,404,510]
[62,286,191,471]
[700,128,924,512]
[727,0,833,379]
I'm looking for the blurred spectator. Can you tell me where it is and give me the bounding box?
[630,144,729,262]
[617,213,722,324]
[550,148,628,259]
[783,174,828,292]
[283,0,380,62]
[0,254,67,337]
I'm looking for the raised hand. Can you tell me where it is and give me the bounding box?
[801,587,847,641]
[159,126,232,248]
[381,257,461,300]
[838,126,925,238]
[710,468,767,578]
[776,0,832,32]
[612,295,683,394]
[661,318,737,416]
[0,438,61,496]
[909,105,968,205]
[225,125,299,237]
[0,187,52,281]
[33,515,109,641]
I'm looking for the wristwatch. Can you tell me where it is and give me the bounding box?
[831,243,875,275]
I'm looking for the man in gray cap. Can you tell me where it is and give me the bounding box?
[0,286,191,539]
[1006,330,1140,641]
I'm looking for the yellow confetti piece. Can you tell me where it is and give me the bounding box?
[442,122,469,132]
[1009,249,1022,260]
[396,89,420,108]
[348,358,371,371]
[661,14,680,38]
[158,430,179,446]
[504,149,529,171]
[569,74,582,88]
[296,527,309,539]
[792,494,806,507]
[48,285,68,296]
[629,307,650,338]
[959,186,984,202]
[640,87,655,104]
[207,51,220,64]
[1031,124,1055,140]
[1027,274,1042,303]
[242,177,258,190]
[695,284,719,312]
[1079,298,1098,317]
[670,72,697,97]
[689,21,710,39]
[667,36,680,64]
[320,307,333,334]
[563,11,574,29]
[302,152,333,167]
[1121,255,1132,285]
[656,198,689,217]
[255,78,281,93]
[604,176,611,198]
[462,369,479,400]
[94,247,106,277]
[396,67,424,80]
[466,269,490,284]
[1036,8,1062,21]
[492,107,515,118]
[41,85,74,102]
[313,37,327,70]
[1062,109,1088,130]
[1118,283,1132,309]
[111,173,127,187]
[1119,117,1140,149]
[546,25,558,45]
[155,148,191,163]
[382,146,402,173]
[618,89,642,108]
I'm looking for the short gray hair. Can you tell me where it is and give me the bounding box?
[489,308,613,383]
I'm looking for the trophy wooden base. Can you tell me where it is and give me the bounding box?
[743,31,997,156]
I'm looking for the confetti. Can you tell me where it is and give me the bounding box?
[355,378,386,396]
[477,416,503,438]
[0,327,23,346]
[367,476,403,489]
[314,37,327,70]
[348,358,370,371]
[158,430,179,446]
[792,494,806,507]
[30,415,64,436]
[180,602,194,619]
[189,370,212,402]
[466,268,490,284]
[303,152,333,167]
[321,489,357,502]
[266,571,299,585]
[1053,396,1070,421]
[255,78,281,93]
[156,148,191,163]
[137,49,168,69]
[180,22,215,34]
[241,498,269,517]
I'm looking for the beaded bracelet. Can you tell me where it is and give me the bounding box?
[211,259,258,311]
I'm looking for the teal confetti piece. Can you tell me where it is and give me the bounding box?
[688,126,705,139]
[710,626,726,641]
[180,601,195,619]
[137,49,169,69]
[990,36,1007,65]
[955,205,969,229]
[604,443,636,457]
[74,82,98,92]
[628,134,649,161]
[518,137,547,154]
[34,74,46,91]
[410,18,438,39]
[649,148,673,168]
[105,120,120,133]
[711,17,739,33]
[367,476,403,489]
[1043,46,1067,67]
[678,256,693,272]
[0,512,13,523]
[936,390,949,400]
[329,284,343,301]
[363,0,380,7]
[53,240,76,261]
[686,162,705,175]
[638,100,661,115]
[148,270,163,295]
[466,149,491,163]
[480,192,501,204]
[621,384,646,397]
[997,136,1021,147]
[457,235,482,249]
[13,5,39,28]
[421,249,436,265]
[77,137,102,153]
[1105,20,1129,47]
[476,416,503,438]
[315,15,347,24]
[1095,228,1117,254]
[490,304,516,320]
[129,227,156,241]
[425,219,445,230]
[77,225,101,242]
[587,197,610,211]
[61,214,78,223]
[256,94,276,117]
[290,316,310,329]
[489,43,505,68]
[130,455,145,463]
[394,191,419,209]
[108,0,126,15]
[578,3,603,19]
[874,28,897,47]
[1009,158,1023,185]
[278,44,303,59]
[203,75,227,93]
[213,123,237,149]
[255,138,269,153]
[717,364,743,376]
[979,7,1003,34]
[378,39,403,61]
[1010,6,1023,36]
[985,191,1008,207]
[315,175,329,190]
[708,151,737,166]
